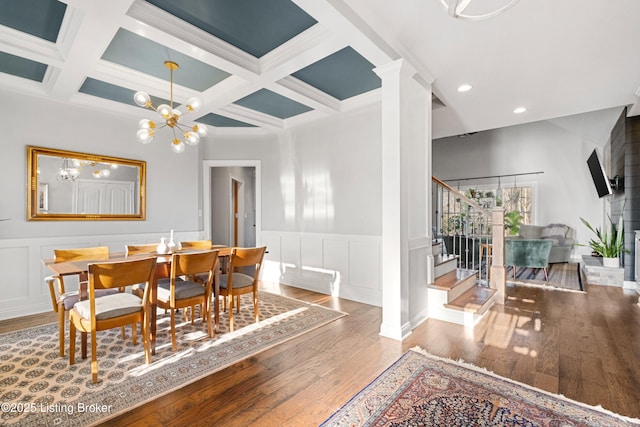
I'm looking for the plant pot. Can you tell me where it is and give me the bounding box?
[602,257,619,268]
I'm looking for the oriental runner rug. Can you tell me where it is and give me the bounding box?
[0,291,345,426]
[508,262,585,292]
[321,347,640,427]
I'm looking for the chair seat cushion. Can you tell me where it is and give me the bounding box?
[61,288,118,310]
[220,272,254,290]
[157,280,205,302]
[73,293,142,320]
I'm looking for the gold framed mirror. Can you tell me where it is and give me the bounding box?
[27,146,146,221]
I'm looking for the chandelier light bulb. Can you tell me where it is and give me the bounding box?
[110,163,118,169]
[136,128,155,144]
[134,91,151,107]
[157,104,173,119]
[186,97,202,112]
[93,170,101,178]
[138,119,156,130]
[100,169,111,177]
[173,109,182,119]
[184,131,200,146]
[171,139,186,153]
[193,124,208,137]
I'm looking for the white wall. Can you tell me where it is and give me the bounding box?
[433,108,621,259]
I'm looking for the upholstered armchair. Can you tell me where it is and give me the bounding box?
[505,239,553,281]
[516,224,574,263]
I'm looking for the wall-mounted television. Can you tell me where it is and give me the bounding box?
[586,148,613,198]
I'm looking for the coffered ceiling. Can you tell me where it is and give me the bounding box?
[2,0,640,139]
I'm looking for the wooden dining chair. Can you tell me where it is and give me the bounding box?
[135,250,219,351]
[46,246,113,357]
[68,257,157,383]
[125,243,159,255]
[180,240,212,249]
[220,247,266,332]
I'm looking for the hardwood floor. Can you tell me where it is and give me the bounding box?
[2,282,639,426]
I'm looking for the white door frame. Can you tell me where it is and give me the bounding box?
[202,160,261,246]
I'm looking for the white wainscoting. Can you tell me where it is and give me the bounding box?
[260,231,382,307]
[0,231,202,321]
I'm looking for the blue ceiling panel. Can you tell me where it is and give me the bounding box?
[79,78,173,108]
[144,0,316,58]
[197,113,256,128]
[102,28,230,91]
[0,51,47,82]
[0,0,66,42]
[292,47,380,100]
[235,89,313,119]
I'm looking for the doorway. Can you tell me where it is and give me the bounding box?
[203,160,261,247]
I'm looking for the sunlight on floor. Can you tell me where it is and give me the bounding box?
[125,307,309,377]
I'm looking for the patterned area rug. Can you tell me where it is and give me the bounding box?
[0,292,345,426]
[508,262,585,292]
[321,348,640,427]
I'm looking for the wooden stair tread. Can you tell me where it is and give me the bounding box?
[445,286,496,312]
[434,254,457,266]
[429,269,476,291]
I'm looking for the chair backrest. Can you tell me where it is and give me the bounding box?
[505,239,553,268]
[126,243,158,255]
[89,257,157,290]
[229,246,266,279]
[181,240,212,250]
[170,250,219,280]
[54,246,109,262]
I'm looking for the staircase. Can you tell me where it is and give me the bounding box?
[429,240,496,326]
[428,177,504,326]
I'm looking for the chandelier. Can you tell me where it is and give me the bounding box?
[56,158,117,183]
[439,0,521,21]
[133,61,208,154]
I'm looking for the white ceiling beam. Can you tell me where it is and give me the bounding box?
[46,0,136,100]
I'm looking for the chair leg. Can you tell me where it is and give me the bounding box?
[131,323,137,345]
[253,290,259,323]
[204,298,213,338]
[236,295,241,314]
[170,309,177,351]
[543,268,549,282]
[91,332,98,384]
[58,307,66,357]
[69,321,76,365]
[142,317,151,364]
[228,295,235,332]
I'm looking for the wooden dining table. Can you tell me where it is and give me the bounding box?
[42,246,230,356]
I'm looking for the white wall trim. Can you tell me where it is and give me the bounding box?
[0,230,201,320]
[260,230,382,306]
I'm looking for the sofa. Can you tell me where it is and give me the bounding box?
[513,224,574,264]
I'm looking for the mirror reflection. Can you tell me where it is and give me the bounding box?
[27,146,146,221]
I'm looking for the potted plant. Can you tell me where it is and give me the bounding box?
[579,214,628,267]
[504,210,522,236]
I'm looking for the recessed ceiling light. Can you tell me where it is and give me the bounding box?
[457,84,472,92]
[513,107,527,114]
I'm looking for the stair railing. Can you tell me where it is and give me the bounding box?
[432,177,504,292]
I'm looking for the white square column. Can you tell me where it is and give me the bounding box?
[375,59,433,341]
